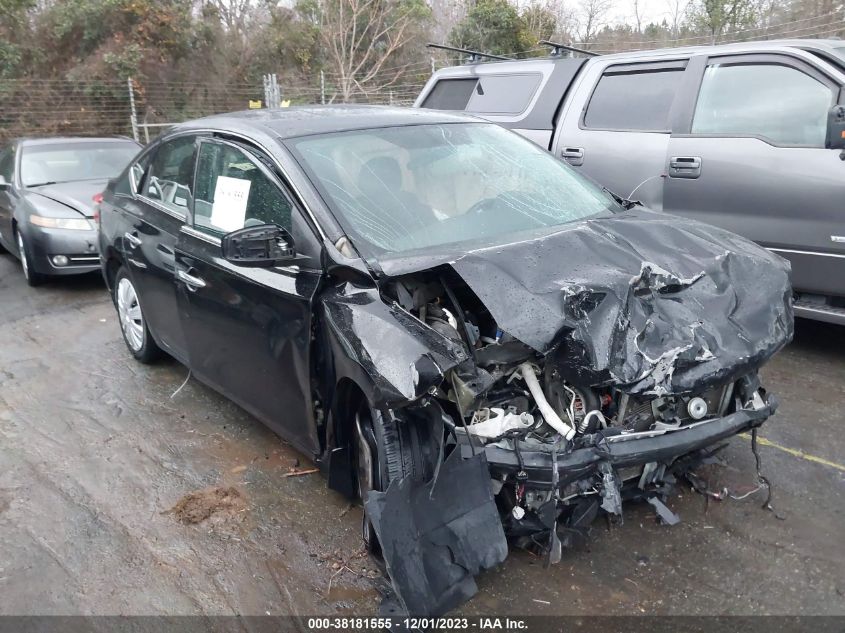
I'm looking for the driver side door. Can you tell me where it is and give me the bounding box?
[174,137,323,455]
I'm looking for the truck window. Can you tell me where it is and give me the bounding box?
[691,63,833,146]
[422,74,542,115]
[422,78,478,110]
[584,68,684,131]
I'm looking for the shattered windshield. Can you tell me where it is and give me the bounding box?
[288,123,619,255]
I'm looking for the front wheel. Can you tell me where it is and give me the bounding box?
[354,404,439,554]
[114,267,162,363]
[16,230,47,287]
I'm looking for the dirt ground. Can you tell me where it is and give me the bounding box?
[0,252,843,617]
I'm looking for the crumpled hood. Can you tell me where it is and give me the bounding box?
[446,209,794,396]
[27,180,108,218]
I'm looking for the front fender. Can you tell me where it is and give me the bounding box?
[319,282,469,409]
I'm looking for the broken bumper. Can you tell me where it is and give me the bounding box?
[460,396,776,488]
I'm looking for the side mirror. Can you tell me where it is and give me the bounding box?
[0,175,9,190]
[825,104,845,151]
[221,223,296,267]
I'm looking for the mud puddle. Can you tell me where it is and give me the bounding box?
[168,486,247,525]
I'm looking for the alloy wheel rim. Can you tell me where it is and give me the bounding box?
[16,232,29,280]
[354,411,378,549]
[117,278,145,352]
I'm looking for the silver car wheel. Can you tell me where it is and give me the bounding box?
[16,231,29,280]
[117,277,145,352]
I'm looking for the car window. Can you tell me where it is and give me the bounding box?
[115,152,151,196]
[144,136,197,216]
[691,63,833,146]
[288,123,617,256]
[584,68,685,131]
[0,146,14,182]
[193,141,292,236]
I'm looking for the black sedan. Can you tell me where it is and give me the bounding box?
[97,107,793,616]
[0,136,141,285]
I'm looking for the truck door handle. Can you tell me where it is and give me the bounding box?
[668,156,702,178]
[177,268,206,290]
[560,147,584,166]
[124,232,142,247]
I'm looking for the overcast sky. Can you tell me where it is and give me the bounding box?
[608,0,673,27]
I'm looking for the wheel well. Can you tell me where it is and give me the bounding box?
[333,377,367,451]
[325,377,368,498]
[104,257,121,293]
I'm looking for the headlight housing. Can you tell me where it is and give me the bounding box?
[30,215,94,231]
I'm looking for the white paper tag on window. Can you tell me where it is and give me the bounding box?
[211,176,251,233]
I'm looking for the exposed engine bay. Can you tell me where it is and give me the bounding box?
[386,271,767,535]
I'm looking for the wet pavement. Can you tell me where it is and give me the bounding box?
[0,251,843,616]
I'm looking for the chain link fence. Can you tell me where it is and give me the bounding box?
[0,69,434,145]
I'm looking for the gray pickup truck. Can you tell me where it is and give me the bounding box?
[415,39,845,325]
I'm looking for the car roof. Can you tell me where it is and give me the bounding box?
[18,136,139,147]
[177,105,484,140]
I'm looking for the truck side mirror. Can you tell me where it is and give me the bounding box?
[221,223,296,267]
[825,105,845,151]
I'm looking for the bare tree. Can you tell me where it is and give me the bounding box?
[208,0,263,41]
[314,0,431,102]
[632,0,643,33]
[577,0,612,44]
[667,0,684,37]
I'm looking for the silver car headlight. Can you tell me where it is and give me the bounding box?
[30,215,94,231]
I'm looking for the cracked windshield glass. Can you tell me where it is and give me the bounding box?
[289,123,618,255]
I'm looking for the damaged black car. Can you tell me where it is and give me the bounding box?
[98,106,793,617]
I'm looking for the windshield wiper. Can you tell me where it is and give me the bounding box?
[26,181,58,188]
[602,187,638,210]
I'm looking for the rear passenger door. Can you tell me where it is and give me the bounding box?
[552,59,688,208]
[663,53,845,298]
[126,134,199,361]
[174,138,323,454]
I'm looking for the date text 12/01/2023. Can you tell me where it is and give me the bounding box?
[306,617,528,630]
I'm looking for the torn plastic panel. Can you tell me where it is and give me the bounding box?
[364,449,508,616]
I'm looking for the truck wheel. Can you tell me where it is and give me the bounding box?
[114,267,162,363]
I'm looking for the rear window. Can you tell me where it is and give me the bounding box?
[584,68,684,131]
[422,78,477,110]
[422,73,542,115]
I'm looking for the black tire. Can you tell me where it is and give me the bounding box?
[15,228,47,287]
[372,408,438,485]
[355,404,439,555]
[113,267,162,363]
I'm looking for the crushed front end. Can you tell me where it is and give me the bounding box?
[367,210,794,613]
